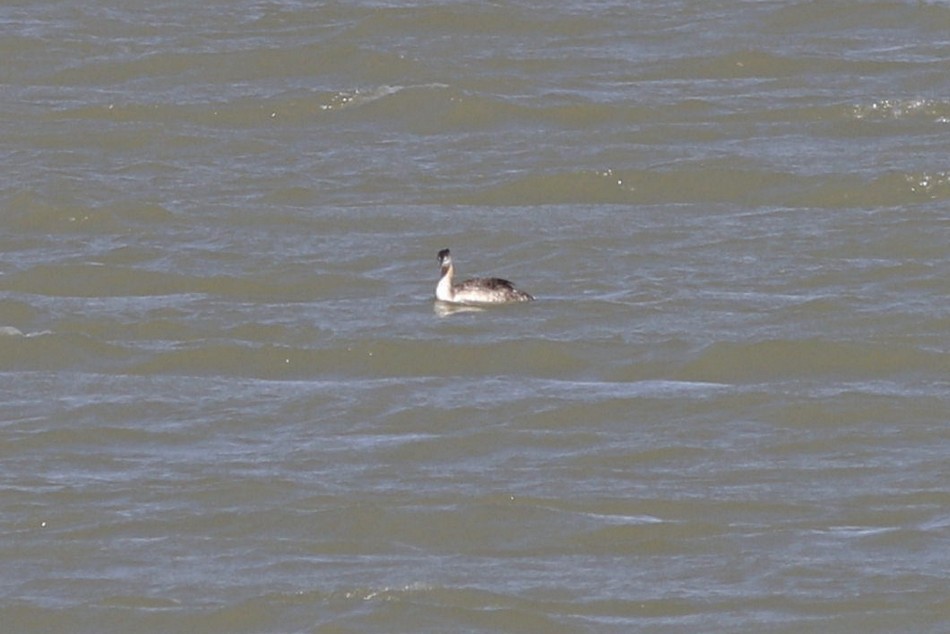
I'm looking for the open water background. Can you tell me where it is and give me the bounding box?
[1,1,949,632]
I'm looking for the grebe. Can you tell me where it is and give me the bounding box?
[435,248,534,304]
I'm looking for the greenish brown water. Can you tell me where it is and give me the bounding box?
[2,1,948,632]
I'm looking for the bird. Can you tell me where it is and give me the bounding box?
[435,248,534,304]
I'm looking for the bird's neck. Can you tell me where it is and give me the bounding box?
[436,263,455,301]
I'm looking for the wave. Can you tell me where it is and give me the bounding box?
[850,98,950,123]
[439,165,950,207]
[762,0,950,35]
[2,190,175,233]
[127,338,590,380]
[0,330,132,372]
[13,325,940,388]
[676,338,946,384]
[0,258,382,300]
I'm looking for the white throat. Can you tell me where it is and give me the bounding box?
[435,264,454,301]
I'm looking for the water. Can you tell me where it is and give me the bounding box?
[2,1,949,632]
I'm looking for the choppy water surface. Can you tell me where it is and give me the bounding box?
[2,1,949,632]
